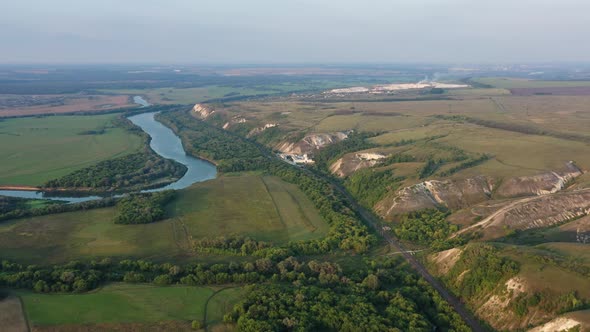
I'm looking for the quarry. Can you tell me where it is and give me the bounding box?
[325,81,470,94]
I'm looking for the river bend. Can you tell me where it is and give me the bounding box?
[0,97,216,202]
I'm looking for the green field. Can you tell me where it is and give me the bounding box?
[0,114,142,186]
[100,87,267,104]
[368,121,590,179]
[502,245,590,298]
[206,287,247,326]
[536,242,590,263]
[215,94,590,200]
[167,175,329,244]
[474,77,590,89]
[313,113,432,132]
[98,82,344,105]
[98,78,404,105]
[0,175,329,264]
[17,283,243,329]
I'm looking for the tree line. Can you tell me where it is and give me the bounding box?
[158,110,375,255]
[43,152,186,192]
[227,258,470,332]
[114,190,176,224]
[344,168,405,208]
[43,108,187,192]
[0,196,116,223]
[0,256,470,331]
[444,244,519,299]
[394,209,465,250]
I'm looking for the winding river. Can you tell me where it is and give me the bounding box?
[0,97,217,203]
[129,111,217,191]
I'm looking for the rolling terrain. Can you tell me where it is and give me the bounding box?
[2,71,590,331]
[205,77,590,331]
[0,175,329,264]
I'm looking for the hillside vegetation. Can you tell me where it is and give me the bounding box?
[209,80,590,331]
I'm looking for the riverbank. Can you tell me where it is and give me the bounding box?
[0,186,40,191]
[0,185,102,192]
[0,109,216,203]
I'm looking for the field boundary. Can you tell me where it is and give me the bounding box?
[260,176,288,229]
[203,285,239,332]
[283,186,317,232]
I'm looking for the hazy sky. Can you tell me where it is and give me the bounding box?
[2,0,590,64]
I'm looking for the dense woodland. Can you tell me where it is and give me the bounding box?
[158,112,264,168]
[394,210,465,250]
[44,152,186,191]
[0,256,469,331]
[193,235,272,256]
[445,244,520,299]
[229,258,470,331]
[344,168,405,208]
[114,190,176,224]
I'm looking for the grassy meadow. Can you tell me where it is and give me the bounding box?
[206,287,247,326]
[0,175,328,264]
[473,77,590,89]
[167,174,329,244]
[0,114,142,186]
[235,94,590,180]
[501,244,590,298]
[97,78,400,105]
[97,82,339,105]
[17,283,243,329]
[99,87,253,104]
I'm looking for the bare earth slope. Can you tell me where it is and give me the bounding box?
[454,189,590,239]
[377,162,583,219]
[276,132,348,155]
[376,176,495,217]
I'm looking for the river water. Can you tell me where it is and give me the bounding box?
[128,112,217,191]
[133,95,150,107]
[0,97,217,203]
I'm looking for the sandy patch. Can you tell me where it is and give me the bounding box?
[528,317,581,332]
[430,248,462,274]
[506,277,527,295]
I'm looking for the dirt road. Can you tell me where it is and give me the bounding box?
[452,195,540,238]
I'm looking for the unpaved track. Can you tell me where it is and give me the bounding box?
[0,296,29,332]
[452,195,540,237]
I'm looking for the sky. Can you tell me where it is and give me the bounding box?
[2,0,590,64]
